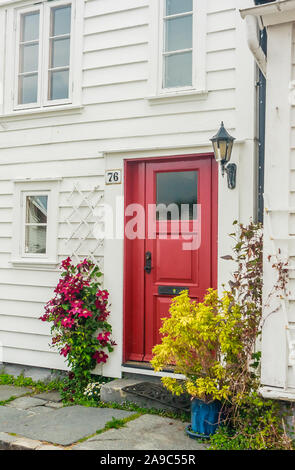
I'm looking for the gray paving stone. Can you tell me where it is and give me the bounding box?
[10,438,42,450]
[73,415,208,451]
[0,431,19,450]
[0,405,33,428]
[0,405,135,446]
[34,391,62,402]
[0,385,32,401]
[44,401,63,409]
[6,396,46,410]
[27,406,54,414]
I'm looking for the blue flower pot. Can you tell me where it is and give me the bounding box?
[186,398,222,439]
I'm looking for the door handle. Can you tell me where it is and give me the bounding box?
[144,251,152,274]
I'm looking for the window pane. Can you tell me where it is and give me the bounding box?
[26,196,48,224]
[20,43,39,73]
[51,38,70,68]
[165,15,192,52]
[52,5,71,36]
[164,51,192,88]
[49,70,69,100]
[19,74,38,104]
[156,171,198,220]
[21,12,39,42]
[25,226,47,254]
[166,0,193,16]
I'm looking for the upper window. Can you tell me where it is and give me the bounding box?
[163,0,193,89]
[148,0,206,100]
[11,1,74,111]
[1,0,83,115]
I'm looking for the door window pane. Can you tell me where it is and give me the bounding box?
[166,0,193,16]
[164,52,192,88]
[165,16,193,52]
[156,171,198,220]
[49,70,69,100]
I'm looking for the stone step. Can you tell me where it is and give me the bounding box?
[100,378,191,413]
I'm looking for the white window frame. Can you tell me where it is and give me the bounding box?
[147,0,207,101]
[42,1,74,108]
[2,0,83,115]
[12,179,60,267]
[14,4,43,111]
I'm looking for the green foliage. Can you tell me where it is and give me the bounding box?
[151,289,243,401]
[151,220,294,449]
[210,394,293,450]
[0,370,62,392]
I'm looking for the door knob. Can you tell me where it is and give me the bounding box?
[144,251,152,274]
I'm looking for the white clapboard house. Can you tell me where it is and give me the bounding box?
[0,0,294,404]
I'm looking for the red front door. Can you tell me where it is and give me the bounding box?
[123,155,217,363]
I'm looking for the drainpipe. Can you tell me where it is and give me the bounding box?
[257,28,267,223]
[245,15,267,78]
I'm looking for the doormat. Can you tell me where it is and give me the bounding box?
[122,382,191,412]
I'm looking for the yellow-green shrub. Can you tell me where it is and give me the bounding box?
[151,289,244,402]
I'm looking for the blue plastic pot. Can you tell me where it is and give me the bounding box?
[186,398,222,439]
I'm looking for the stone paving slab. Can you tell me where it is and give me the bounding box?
[0,405,136,446]
[44,401,63,409]
[0,406,34,427]
[34,391,62,402]
[73,415,208,451]
[0,385,32,401]
[6,396,46,410]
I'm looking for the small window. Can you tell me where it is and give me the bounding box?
[24,195,48,254]
[148,0,206,100]
[163,0,193,89]
[12,179,60,267]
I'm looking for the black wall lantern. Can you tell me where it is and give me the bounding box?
[210,122,236,189]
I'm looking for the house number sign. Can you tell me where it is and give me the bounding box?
[105,170,122,185]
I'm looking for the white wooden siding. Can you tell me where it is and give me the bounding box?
[0,0,256,373]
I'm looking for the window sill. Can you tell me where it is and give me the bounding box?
[1,104,84,121]
[145,89,208,105]
[11,259,59,269]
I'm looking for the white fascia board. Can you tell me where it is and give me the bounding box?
[240,0,295,26]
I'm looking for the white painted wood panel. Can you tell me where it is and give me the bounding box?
[0,0,257,374]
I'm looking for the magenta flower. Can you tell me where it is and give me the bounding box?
[60,344,71,357]
[93,350,108,364]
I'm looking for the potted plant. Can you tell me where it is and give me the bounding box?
[151,222,264,440]
[151,289,235,438]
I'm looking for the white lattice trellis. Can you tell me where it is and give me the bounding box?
[63,183,104,270]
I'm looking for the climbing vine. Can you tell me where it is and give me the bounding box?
[40,258,116,396]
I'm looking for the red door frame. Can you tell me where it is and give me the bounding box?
[123,153,218,363]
